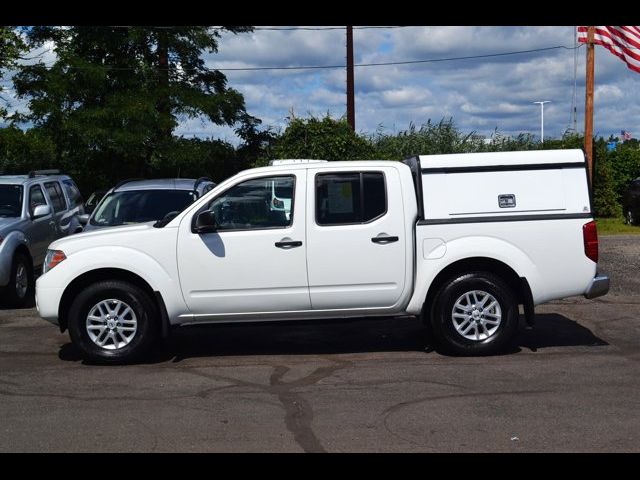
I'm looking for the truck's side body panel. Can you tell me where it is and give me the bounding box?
[406,218,596,314]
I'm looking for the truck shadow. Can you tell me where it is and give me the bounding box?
[58,313,609,364]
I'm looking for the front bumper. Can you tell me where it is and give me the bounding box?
[584,274,610,299]
[35,282,64,326]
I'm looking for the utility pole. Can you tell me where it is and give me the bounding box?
[533,101,551,143]
[584,26,595,183]
[346,26,355,131]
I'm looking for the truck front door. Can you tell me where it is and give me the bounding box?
[306,166,406,310]
[177,171,310,317]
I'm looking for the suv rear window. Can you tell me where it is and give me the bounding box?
[315,172,386,225]
[44,181,67,213]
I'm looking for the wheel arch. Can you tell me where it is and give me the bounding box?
[57,268,170,335]
[422,257,534,325]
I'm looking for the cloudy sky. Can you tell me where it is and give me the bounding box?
[3,26,640,144]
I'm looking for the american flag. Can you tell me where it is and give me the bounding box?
[578,26,640,73]
[622,130,632,141]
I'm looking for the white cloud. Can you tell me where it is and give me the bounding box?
[3,26,640,144]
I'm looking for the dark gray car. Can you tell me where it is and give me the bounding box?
[0,170,84,306]
[623,177,640,225]
[81,177,215,232]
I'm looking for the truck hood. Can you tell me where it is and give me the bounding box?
[0,217,21,235]
[48,222,166,254]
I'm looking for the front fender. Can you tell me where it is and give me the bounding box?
[0,231,32,286]
[406,235,541,314]
[37,246,188,320]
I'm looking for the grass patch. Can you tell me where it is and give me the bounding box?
[596,217,640,235]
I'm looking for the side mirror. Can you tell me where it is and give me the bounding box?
[78,213,90,226]
[194,210,217,234]
[32,204,51,219]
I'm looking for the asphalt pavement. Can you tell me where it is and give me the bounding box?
[1,235,639,452]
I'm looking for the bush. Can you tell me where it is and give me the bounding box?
[267,115,376,164]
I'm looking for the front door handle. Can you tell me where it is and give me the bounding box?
[371,235,399,244]
[275,240,303,249]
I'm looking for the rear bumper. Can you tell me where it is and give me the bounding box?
[584,274,610,299]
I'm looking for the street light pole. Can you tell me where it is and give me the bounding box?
[533,101,551,143]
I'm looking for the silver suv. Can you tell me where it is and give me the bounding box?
[81,177,216,231]
[0,170,84,306]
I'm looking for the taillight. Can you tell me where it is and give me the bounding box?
[583,221,598,263]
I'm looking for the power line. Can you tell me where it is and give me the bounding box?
[23,44,583,72]
[102,25,408,31]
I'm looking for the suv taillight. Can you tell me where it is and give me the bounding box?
[583,220,599,263]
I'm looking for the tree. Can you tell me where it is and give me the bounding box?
[0,27,27,118]
[11,26,257,192]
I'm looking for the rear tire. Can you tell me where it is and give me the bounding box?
[429,271,519,356]
[67,280,158,364]
[2,253,33,308]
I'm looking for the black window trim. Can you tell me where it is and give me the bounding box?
[190,174,297,233]
[44,180,67,213]
[314,170,388,227]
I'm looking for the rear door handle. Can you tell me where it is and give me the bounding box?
[275,240,303,249]
[371,235,399,244]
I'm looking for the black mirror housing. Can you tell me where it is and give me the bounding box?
[194,210,217,233]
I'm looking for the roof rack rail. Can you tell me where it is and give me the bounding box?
[113,178,144,190]
[193,176,213,197]
[28,169,63,178]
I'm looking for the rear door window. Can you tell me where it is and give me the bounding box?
[315,172,386,225]
[44,181,67,213]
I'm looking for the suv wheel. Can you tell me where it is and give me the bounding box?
[429,271,519,356]
[67,280,158,364]
[2,253,33,308]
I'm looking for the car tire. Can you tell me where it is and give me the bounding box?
[2,252,33,308]
[67,280,159,364]
[429,271,519,356]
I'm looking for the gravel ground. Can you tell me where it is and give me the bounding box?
[597,235,640,296]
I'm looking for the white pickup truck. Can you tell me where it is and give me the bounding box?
[36,149,609,363]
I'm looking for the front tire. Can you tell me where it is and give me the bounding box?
[429,271,519,356]
[2,253,33,308]
[67,280,158,364]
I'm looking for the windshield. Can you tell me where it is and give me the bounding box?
[90,189,196,227]
[0,185,23,217]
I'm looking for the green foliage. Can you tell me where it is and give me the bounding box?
[0,126,56,173]
[267,115,376,165]
[592,141,621,217]
[6,26,258,193]
[0,27,27,117]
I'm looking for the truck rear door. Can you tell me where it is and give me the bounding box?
[306,166,406,310]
